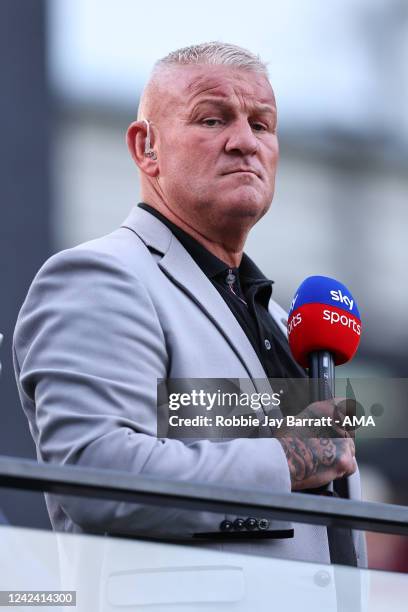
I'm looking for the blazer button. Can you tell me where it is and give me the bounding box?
[219,520,233,532]
[258,518,270,531]
[233,519,245,531]
[244,517,258,531]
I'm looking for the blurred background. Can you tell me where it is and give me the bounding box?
[1,0,407,571]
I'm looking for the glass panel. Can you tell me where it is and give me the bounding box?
[1,524,408,611]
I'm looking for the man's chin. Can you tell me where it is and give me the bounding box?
[217,195,268,220]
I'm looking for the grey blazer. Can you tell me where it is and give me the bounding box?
[13,206,366,566]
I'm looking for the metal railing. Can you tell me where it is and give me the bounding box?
[0,455,407,536]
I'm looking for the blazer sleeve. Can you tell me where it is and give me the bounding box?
[13,247,292,537]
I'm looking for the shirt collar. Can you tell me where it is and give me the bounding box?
[138,202,274,290]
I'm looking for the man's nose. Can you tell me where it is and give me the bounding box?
[224,119,258,155]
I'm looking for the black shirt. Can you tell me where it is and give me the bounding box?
[138,202,306,383]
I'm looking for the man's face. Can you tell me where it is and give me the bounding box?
[153,64,279,233]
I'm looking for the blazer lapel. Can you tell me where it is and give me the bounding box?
[122,206,269,384]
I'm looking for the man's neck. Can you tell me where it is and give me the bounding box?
[143,200,246,268]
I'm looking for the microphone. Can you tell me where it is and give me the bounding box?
[287,276,361,500]
[287,275,361,401]
[287,278,361,561]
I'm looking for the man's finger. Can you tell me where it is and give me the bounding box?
[347,438,356,457]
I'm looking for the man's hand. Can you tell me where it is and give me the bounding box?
[277,399,357,491]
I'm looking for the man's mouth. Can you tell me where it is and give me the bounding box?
[222,168,261,178]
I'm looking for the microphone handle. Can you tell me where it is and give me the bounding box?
[308,350,335,402]
[308,350,335,494]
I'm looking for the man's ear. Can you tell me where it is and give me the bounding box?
[126,120,159,177]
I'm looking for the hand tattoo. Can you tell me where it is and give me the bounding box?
[279,436,345,484]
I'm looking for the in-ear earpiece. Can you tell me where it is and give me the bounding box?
[143,119,157,160]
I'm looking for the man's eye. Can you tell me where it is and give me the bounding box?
[251,123,267,132]
[201,118,223,127]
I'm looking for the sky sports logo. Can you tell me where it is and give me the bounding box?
[288,309,360,336]
[287,312,301,334]
[290,288,354,313]
[323,309,361,335]
[287,277,361,367]
[290,293,299,311]
[330,289,354,311]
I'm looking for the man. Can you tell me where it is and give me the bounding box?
[13,42,365,566]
